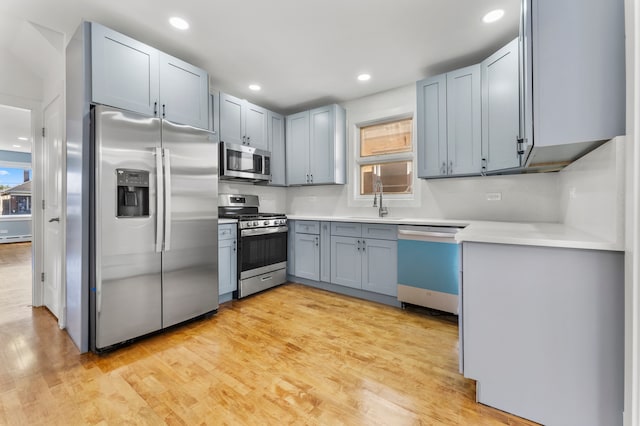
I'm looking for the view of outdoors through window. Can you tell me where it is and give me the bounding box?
[359,118,413,195]
[0,168,32,215]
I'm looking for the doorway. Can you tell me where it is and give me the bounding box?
[0,103,34,323]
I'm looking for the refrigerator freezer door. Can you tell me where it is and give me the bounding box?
[161,120,218,327]
[94,105,163,350]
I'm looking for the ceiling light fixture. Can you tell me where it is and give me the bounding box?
[169,17,190,30]
[17,137,28,141]
[13,144,21,148]
[357,74,371,82]
[249,84,261,91]
[482,9,505,23]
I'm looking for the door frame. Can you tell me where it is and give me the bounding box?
[0,93,43,311]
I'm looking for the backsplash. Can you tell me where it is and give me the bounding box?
[218,182,288,213]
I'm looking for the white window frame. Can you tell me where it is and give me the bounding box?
[353,113,417,203]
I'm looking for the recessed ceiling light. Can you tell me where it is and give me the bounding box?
[12,144,21,148]
[483,9,504,23]
[357,74,371,82]
[17,137,28,141]
[169,17,190,30]
[249,84,261,91]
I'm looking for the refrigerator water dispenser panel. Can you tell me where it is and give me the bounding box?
[116,169,149,217]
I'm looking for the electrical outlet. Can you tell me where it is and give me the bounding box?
[486,192,502,201]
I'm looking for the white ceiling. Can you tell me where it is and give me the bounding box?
[0,0,519,116]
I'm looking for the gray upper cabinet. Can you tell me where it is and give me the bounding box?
[286,104,346,186]
[416,75,447,178]
[521,0,625,166]
[417,65,481,178]
[266,111,286,186]
[91,23,159,117]
[159,53,209,130]
[446,64,482,176]
[219,92,268,151]
[481,38,520,173]
[91,23,209,129]
[285,111,310,185]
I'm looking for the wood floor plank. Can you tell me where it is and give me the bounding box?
[0,243,539,425]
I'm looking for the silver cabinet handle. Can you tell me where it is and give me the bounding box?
[247,136,251,144]
[449,160,453,175]
[315,236,319,246]
[162,104,166,118]
[48,217,60,223]
[154,101,158,116]
[481,158,487,176]
[441,161,446,175]
[357,240,361,251]
[242,135,246,145]
[362,240,366,252]
[310,174,313,183]
[233,240,236,252]
[306,174,309,183]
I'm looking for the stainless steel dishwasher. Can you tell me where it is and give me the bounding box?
[397,225,462,314]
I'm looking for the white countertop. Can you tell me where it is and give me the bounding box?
[218,218,237,224]
[286,215,623,252]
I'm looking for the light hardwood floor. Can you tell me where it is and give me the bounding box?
[0,245,537,425]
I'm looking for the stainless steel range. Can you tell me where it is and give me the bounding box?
[218,194,288,298]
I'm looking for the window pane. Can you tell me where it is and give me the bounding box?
[0,168,32,215]
[360,118,412,157]
[360,161,412,195]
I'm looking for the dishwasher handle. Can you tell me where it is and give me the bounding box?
[397,227,461,243]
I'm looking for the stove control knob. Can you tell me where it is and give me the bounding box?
[264,220,269,226]
[252,221,257,226]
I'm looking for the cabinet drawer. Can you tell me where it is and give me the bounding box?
[218,224,237,241]
[331,222,362,238]
[295,220,320,235]
[363,224,397,241]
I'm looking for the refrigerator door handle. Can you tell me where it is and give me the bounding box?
[163,148,172,251]
[155,147,164,253]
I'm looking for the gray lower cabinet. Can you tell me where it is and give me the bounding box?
[417,64,481,178]
[91,22,209,129]
[462,242,623,426]
[330,223,397,296]
[218,224,237,298]
[286,104,346,185]
[293,221,320,281]
[481,38,520,173]
[319,222,331,282]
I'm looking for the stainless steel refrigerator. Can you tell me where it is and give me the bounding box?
[91,104,218,351]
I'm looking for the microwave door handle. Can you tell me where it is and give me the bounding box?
[164,148,172,251]
[155,147,164,253]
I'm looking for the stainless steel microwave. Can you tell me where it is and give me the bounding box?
[219,142,271,182]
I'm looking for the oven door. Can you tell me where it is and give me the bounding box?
[238,226,288,278]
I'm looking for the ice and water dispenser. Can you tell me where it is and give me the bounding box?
[116,169,149,217]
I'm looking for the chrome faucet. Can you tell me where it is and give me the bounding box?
[373,179,388,217]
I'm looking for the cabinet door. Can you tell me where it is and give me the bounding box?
[219,92,245,146]
[416,75,448,178]
[218,238,237,295]
[91,23,159,117]
[481,38,520,172]
[309,105,334,184]
[266,111,286,186]
[245,103,268,150]
[361,239,397,296]
[294,233,320,281]
[286,111,310,185]
[446,64,482,176]
[287,221,296,276]
[330,236,361,289]
[320,222,331,282]
[159,53,209,129]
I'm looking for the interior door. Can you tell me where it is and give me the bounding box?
[43,95,63,321]
[161,120,218,328]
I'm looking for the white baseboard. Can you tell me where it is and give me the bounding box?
[397,284,458,314]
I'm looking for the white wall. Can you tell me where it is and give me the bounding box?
[559,137,626,245]
[287,84,561,222]
[0,49,43,101]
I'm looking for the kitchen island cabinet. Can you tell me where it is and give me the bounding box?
[462,241,623,426]
[218,223,237,303]
[91,22,209,129]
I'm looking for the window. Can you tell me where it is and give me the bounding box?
[358,118,413,196]
[0,168,32,215]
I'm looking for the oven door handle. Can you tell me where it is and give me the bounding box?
[240,226,289,237]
